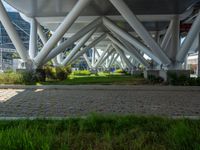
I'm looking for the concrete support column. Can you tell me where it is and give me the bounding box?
[168,15,180,67]
[0,1,28,62]
[29,18,37,59]
[34,0,91,66]
[109,0,171,65]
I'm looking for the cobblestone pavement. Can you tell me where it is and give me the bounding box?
[0,85,200,117]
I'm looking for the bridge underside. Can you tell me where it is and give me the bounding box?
[1,0,200,71]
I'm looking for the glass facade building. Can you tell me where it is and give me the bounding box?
[0,12,30,70]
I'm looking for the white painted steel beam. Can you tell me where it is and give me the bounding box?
[69,33,107,65]
[112,44,133,69]
[61,28,96,66]
[0,1,29,61]
[110,54,119,67]
[109,33,150,67]
[83,53,92,69]
[107,52,115,68]
[37,24,48,45]
[43,17,102,64]
[103,17,162,65]
[161,20,173,52]
[34,0,92,66]
[29,18,37,59]
[98,49,115,68]
[177,11,200,63]
[94,44,112,68]
[109,0,171,65]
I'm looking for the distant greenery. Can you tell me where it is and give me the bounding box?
[72,70,91,76]
[40,71,146,85]
[0,71,35,85]
[0,66,71,85]
[0,114,200,150]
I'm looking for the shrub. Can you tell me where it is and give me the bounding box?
[0,71,36,84]
[44,66,56,80]
[44,66,71,81]
[55,67,68,81]
[148,75,164,84]
[34,69,46,82]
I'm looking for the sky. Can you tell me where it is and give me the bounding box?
[2,1,17,12]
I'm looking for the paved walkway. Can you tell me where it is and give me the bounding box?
[0,85,200,117]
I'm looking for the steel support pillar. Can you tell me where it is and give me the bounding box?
[103,17,161,65]
[61,28,95,66]
[43,17,102,64]
[161,20,173,52]
[34,0,91,66]
[37,24,48,45]
[109,0,171,65]
[29,18,37,59]
[57,40,64,64]
[83,53,92,69]
[94,44,112,68]
[69,33,107,65]
[168,15,180,66]
[107,52,115,68]
[177,11,200,63]
[110,54,119,67]
[0,1,28,61]
[98,49,114,68]
[92,48,96,67]
[109,33,149,67]
[112,44,133,69]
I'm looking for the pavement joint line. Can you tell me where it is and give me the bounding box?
[0,116,199,120]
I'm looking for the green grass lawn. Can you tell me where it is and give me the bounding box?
[0,114,200,150]
[39,74,147,85]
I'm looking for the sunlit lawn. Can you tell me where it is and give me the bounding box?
[39,73,147,85]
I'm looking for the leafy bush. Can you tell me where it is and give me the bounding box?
[44,66,71,81]
[148,75,164,84]
[34,69,46,82]
[72,70,91,76]
[0,71,35,84]
[167,72,200,86]
[44,66,56,80]
[55,67,68,81]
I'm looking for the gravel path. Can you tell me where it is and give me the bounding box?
[0,85,200,117]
